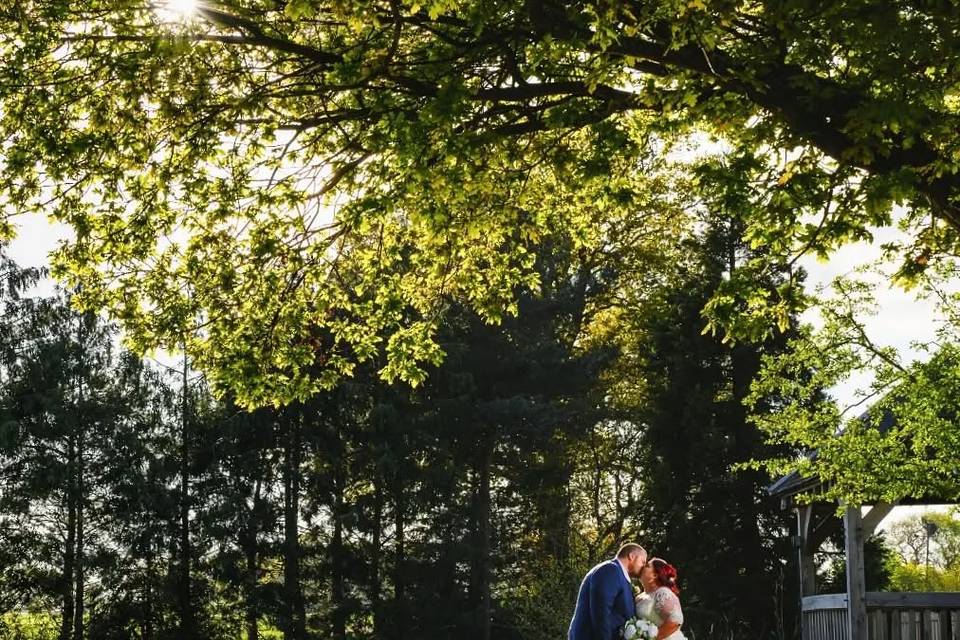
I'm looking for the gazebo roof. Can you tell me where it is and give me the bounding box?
[766,464,819,502]
[766,407,895,503]
[767,406,954,506]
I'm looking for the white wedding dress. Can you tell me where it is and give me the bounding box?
[636,587,686,640]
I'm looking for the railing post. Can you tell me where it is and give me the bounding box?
[845,505,867,640]
[798,505,818,597]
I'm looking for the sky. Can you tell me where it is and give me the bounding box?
[6,213,72,292]
[796,221,944,410]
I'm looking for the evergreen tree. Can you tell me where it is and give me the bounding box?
[627,210,801,638]
[0,192,819,640]
[198,402,281,640]
[0,248,45,615]
[818,532,896,594]
[85,353,179,640]
[0,289,116,640]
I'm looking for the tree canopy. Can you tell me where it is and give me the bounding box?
[3,0,959,406]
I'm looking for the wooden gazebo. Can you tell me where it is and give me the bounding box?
[769,411,960,640]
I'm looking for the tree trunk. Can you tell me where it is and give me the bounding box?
[60,437,76,640]
[538,441,572,561]
[726,233,773,636]
[371,471,384,636]
[72,428,85,640]
[143,540,154,640]
[730,339,771,634]
[470,443,493,640]
[178,352,195,637]
[244,543,260,640]
[283,414,307,640]
[244,474,263,640]
[330,447,346,640]
[392,470,406,640]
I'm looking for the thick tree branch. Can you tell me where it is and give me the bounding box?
[608,34,960,229]
[196,7,341,65]
[473,81,637,102]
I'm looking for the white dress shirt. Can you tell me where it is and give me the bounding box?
[616,557,631,584]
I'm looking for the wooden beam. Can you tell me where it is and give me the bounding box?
[862,502,896,536]
[809,507,841,550]
[797,505,818,597]
[845,505,868,640]
[803,592,960,611]
[798,504,813,538]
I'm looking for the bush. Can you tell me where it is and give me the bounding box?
[0,611,58,640]
[889,562,960,592]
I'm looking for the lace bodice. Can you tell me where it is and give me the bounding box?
[636,587,684,626]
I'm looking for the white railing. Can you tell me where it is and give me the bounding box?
[803,593,960,640]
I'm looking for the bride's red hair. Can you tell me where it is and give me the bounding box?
[649,557,680,595]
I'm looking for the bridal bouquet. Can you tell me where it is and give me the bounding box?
[622,617,658,640]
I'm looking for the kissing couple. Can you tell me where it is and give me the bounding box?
[568,543,685,640]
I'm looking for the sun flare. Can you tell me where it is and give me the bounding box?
[156,0,198,21]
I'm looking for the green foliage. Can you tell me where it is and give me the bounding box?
[0,611,58,640]
[922,511,960,569]
[604,209,802,638]
[884,511,960,592]
[497,546,593,640]
[818,533,897,594]
[886,510,960,570]
[748,262,960,505]
[2,0,959,406]
[1,200,835,640]
[889,563,960,592]
[3,235,678,639]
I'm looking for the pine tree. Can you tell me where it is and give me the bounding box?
[628,214,800,638]
[0,289,115,640]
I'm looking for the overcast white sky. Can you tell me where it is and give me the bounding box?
[7,213,71,289]
[796,221,944,408]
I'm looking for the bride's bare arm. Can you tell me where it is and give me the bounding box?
[656,621,681,640]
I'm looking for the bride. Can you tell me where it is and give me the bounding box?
[635,558,685,640]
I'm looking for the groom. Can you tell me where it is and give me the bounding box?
[569,543,646,640]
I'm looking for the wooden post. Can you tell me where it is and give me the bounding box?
[844,505,867,640]
[862,502,895,537]
[797,505,817,597]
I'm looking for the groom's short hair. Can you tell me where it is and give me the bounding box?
[616,543,646,559]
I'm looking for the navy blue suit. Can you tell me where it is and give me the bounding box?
[569,559,637,640]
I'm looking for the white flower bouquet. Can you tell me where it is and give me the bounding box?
[622,617,658,640]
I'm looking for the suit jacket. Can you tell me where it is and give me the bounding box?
[568,559,637,640]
